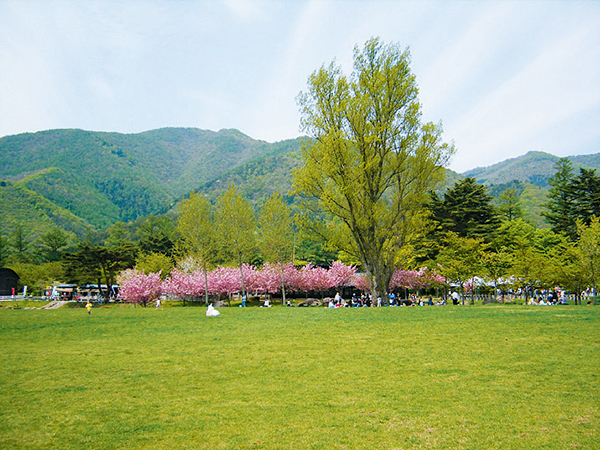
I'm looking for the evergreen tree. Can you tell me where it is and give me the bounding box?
[572,168,600,223]
[543,158,577,239]
[498,188,523,221]
[136,214,176,257]
[12,224,31,262]
[38,228,68,262]
[0,233,10,265]
[430,177,499,241]
[63,241,137,300]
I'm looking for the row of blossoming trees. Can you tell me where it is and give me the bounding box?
[117,262,446,307]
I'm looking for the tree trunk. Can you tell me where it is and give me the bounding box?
[239,254,246,299]
[203,262,209,305]
[281,266,286,305]
[365,260,392,305]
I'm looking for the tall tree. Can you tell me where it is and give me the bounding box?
[294,37,452,300]
[543,158,577,239]
[38,228,68,262]
[215,184,256,298]
[12,224,30,262]
[0,233,11,265]
[176,192,217,304]
[498,188,523,221]
[258,192,294,304]
[430,177,499,240]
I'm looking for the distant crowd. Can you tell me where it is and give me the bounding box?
[324,292,446,308]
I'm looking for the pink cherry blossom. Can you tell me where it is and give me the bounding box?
[118,268,163,307]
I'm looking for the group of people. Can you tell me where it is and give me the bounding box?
[326,292,443,308]
[528,291,567,305]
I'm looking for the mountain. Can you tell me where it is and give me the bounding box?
[463,150,600,188]
[0,179,92,239]
[0,128,304,238]
[194,139,306,205]
[460,150,600,228]
[2,126,599,242]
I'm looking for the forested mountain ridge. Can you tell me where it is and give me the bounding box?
[464,150,600,188]
[0,128,305,235]
[1,127,599,241]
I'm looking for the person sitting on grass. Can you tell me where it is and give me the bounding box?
[206,304,220,316]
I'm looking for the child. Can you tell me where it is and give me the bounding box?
[85,301,92,315]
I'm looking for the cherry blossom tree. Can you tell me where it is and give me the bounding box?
[209,266,242,304]
[351,273,371,293]
[305,265,334,299]
[163,268,208,304]
[328,261,357,289]
[118,269,163,307]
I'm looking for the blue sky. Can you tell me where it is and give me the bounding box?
[1,0,599,172]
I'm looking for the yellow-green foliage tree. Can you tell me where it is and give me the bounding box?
[576,216,600,297]
[135,252,174,280]
[294,37,453,299]
[258,192,294,304]
[176,192,216,304]
[215,183,256,298]
[436,232,486,304]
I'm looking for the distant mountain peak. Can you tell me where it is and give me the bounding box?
[463,151,599,188]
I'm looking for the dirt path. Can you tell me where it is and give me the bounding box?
[41,301,71,309]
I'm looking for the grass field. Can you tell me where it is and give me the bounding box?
[0,305,597,449]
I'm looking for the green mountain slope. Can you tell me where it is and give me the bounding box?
[0,128,303,234]
[0,180,91,240]
[19,168,121,229]
[464,150,600,188]
[464,151,560,188]
[195,138,307,205]
[1,126,598,242]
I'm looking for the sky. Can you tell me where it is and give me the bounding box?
[1,0,599,173]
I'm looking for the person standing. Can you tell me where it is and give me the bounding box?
[85,301,92,315]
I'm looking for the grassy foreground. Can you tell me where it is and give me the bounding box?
[0,305,597,449]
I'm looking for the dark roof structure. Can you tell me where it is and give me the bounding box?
[0,268,20,296]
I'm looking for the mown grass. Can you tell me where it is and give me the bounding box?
[0,305,597,449]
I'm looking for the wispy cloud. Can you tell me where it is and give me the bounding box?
[449,17,600,170]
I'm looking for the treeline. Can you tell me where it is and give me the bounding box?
[417,158,600,303]
[3,157,599,304]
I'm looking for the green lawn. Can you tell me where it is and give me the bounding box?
[0,305,597,449]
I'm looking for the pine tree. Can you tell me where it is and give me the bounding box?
[543,158,577,239]
[430,177,499,241]
[572,168,600,223]
[498,188,523,221]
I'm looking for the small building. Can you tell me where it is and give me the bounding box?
[0,268,20,296]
